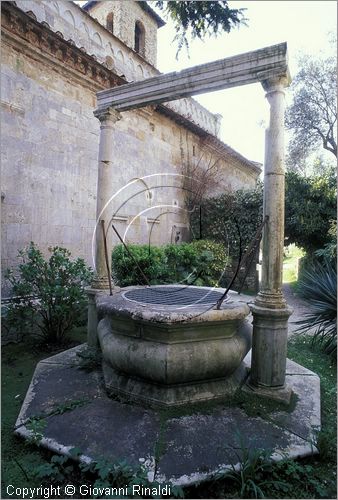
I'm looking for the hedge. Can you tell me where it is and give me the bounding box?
[111,240,230,287]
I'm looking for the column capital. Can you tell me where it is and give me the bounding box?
[261,74,290,95]
[93,106,121,124]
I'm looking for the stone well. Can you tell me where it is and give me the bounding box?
[97,285,252,407]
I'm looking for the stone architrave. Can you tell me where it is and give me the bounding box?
[96,43,289,112]
[247,76,293,403]
[92,107,121,289]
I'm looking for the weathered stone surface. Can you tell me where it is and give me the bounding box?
[15,345,321,486]
[96,286,252,406]
[250,76,292,399]
[4,1,227,140]
[96,43,290,111]
[96,286,251,324]
[1,1,260,297]
[84,0,163,67]
[249,304,293,389]
[37,399,162,469]
[157,407,312,485]
[102,360,250,408]
[15,354,105,427]
[269,372,321,441]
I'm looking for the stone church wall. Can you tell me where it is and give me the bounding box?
[1,1,260,297]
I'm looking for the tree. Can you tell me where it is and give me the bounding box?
[285,52,337,171]
[153,1,246,55]
[284,170,337,253]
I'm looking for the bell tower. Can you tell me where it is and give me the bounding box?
[83,1,165,67]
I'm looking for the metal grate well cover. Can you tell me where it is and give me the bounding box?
[123,286,225,306]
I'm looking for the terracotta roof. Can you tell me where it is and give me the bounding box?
[82,1,165,28]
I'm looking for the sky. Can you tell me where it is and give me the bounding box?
[155,1,337,163]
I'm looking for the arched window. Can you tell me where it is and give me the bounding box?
[106,12,114,33]
[134,21,145,55]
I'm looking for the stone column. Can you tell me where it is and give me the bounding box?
[248,76,293,403]
[92,106,121,289]
[87,107,121,346]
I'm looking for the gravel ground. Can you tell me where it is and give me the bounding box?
[283,283,312,336]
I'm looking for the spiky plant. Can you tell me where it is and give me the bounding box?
[296,259,337,359]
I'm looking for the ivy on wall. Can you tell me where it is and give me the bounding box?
[190,184,264,258]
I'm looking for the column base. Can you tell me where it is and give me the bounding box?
[242,380,293,405]
[249,302,293,392]
[91,276,113,291]
[254,290,287,309]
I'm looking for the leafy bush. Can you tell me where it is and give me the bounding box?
[315,219,337,262]
[111,244,166,286]
[111,240,229,287]
[296,259,337,359]
[190,239,230,286]
[5,243,93,345]
[190,186,263,256]
[285,170,336,253]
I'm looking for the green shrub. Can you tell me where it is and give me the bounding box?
[111,244,165,286]
[111,240,229,287]
[5,243,93,345]
[285,170,336,253]
[190,240,230,286]
[315,219,337,262]
[190,186,263,257]
[296,259,337,359]
[162,243,198,284]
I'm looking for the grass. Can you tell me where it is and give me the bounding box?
[1,327,336,498]
[282,244,305,288]
[1,327,86,497]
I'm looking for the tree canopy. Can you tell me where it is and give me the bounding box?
[286,52,337,171]
[153,1,247,55]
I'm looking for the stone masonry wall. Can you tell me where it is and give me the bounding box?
[1,2,260,297]
[14,0,222,137]
[1,42,99,295]
[88,1,159,67]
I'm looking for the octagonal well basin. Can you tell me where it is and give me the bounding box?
[96,285,252,407]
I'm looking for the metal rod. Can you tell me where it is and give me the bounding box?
[216,219,242,309]
[199,205,203,239]
[216,216,268,309]
[101,219,113,296]
[238,246,258,295]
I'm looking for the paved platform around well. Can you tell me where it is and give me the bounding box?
[14,344,321,486]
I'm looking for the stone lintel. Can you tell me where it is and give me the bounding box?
[96,43,290,111]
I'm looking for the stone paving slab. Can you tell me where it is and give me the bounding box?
[156,406,314,485]
[269,373,321,442]
[38,344,88,365]
[41,399,162,468]
[15,344,321,486]
[15,359,105,426]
